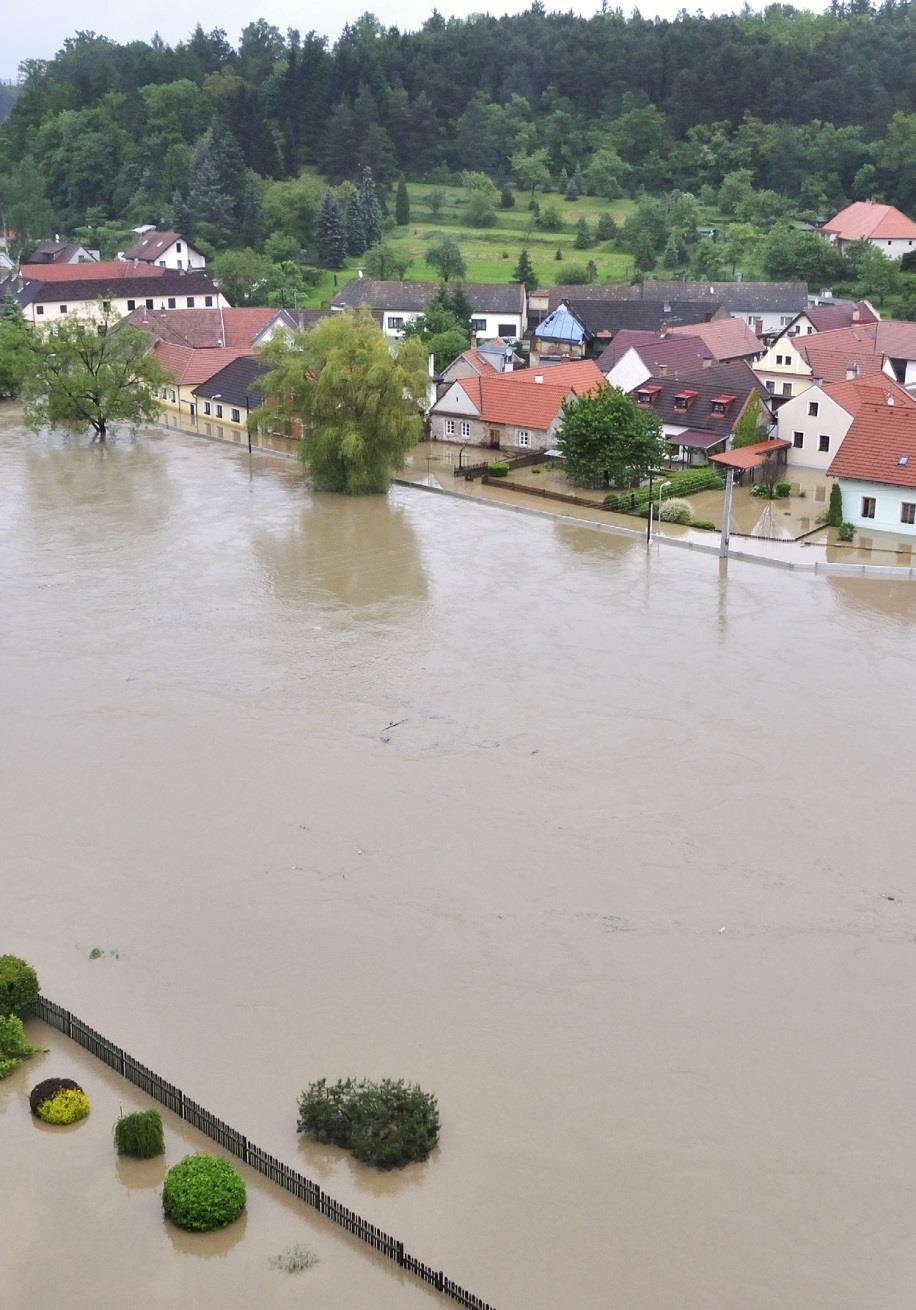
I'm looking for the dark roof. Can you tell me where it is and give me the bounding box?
[21,270,219,304]
[798,301,878,332]
[548,280,808,314]
[568,298,724,336]
[632,361,770,433]
[122,229,199,262]
[28,240,88,264]
[598,332,713,375]
[191,356,269,407]
[284,309,333,329]
[331,278,524,315]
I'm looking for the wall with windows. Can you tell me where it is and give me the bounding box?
[24,288,226,325]
[753,335,811,403]
[469,312,524,342]
[776,386,854,469]
[151,240,206,271]
[837,477,916,534]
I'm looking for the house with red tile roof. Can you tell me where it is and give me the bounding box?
[121,228,206,271]
[820,201,916,259]
[668,317,763,362]
[429,364,604,451]
[153,342,256,423]
[776,374,916,470]
[630,361,771,465]
[827,401,916,535]
[784,299,878,337]
[600,332,714,391]
[753,320,899,405]
[438,342,524,392]
[125,306,289,349]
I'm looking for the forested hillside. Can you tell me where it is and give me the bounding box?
[3,3,916,298]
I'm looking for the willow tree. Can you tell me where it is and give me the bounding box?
[22,309,168,441]
[256,308,428,493]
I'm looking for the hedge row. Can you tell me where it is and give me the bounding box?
[603,466,723,513]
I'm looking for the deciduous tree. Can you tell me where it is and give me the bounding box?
[558,385,666,488]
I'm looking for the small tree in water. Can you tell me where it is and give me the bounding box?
[255,308,428,493]
[22,309,167,441]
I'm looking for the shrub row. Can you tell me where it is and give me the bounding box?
[297,1077,440,1170]
[603,465,723,513]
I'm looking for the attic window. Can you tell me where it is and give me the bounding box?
[710,394,736,416]
[898,455,910,467]
[636,384,662,406]
[673,389,699,411]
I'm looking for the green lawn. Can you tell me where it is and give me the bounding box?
[303,180,637,306]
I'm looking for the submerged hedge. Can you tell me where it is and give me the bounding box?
[163,1155,246,1231]
[297,1077,440,1170]
[0,955,40,1020]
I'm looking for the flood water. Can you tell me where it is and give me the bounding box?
[3,407,916,1310]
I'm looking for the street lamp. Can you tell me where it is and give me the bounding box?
[646,471,670,545]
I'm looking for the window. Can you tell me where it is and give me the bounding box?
[780,315,792,326]
[460,421,471,438]
[59,305,68,315]
[145,298,154,309]
[204,402,211,416]
[231,408,241,423]
[169,390,176,404]
[176,260,182,270]
[127,299,136,311]
[216,404,223,419]
[861,496,876,519]
[793,431,804,448]
[497,323,515,337]
[636,385,661,406]
[445,419,455,435]
[102,300,111,312]
[158,260,165,267]
[775,354,784,366]
[516,430,530,447]
[470,318,486,332]
[765,380,775,393]
[781,382,792,396]
[818,434,830,453]
[387,316,404,330]
[167,297,176,309]
[176,242,182,253]
[186,297,195,309]
[36,305,44,316]
[674,389,698,411]
[204,295,213,307]
[808,400,819,416]
[902,502,916,524]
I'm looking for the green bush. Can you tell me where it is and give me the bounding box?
[691,519,717,531]
[114,1108,165,1158]
[298,1077,440,1170]
[837,521,856,542]
[487,461,510,476]
[29,1077,81,1115]
[775,481,792,498]
[0,955,39,1019]
[603,466,722,513]
[827,481,844,527]
[751,482,772,498]
[36,1087,90,1124]
[162,1155,246,1231]
[659,497,692,524]
[0,1014,41,1079]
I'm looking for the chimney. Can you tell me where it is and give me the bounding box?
[658,363,668,377]
[534,373,544,384]
[852,306,860,322]
[663,302,671,314]
[702,356,713,368]
[846,361,860,380]
[659,321,669,337]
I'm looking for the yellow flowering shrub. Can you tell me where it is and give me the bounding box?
[36,1088,91,1124]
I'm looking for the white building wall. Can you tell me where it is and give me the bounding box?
[152,240,206,271]
[605,348,652,391]
[776,387,854,469]
[735,309,796,336]
[469,311,524,341]
[837,477,916,534]
[25,288,228,325]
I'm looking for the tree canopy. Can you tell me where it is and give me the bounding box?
[557,385,667,488]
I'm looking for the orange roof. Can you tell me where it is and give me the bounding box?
[20,261,168,282]
[456,376,569,429]
[669,318,761,360]
[710,439,790,470]
[500,360,606,390]
[827,402,916,487]
[821,201,916,242]
[155,342,254,386]
[821,375,916,417]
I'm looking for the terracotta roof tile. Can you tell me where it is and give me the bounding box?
[452,368,604,429]
[827,402,916,487]
[669,317,762,359]
[154,343,255,386]
[127,307,277,348]
[499,360,605,389]
[821,201,916,242]
[821,376,916,416]
[20,261,168,282]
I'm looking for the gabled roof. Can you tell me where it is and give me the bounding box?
[441,367,604,430]
[821,375,916,417]
[28,241,91,264]
[547,280,808,314]
[332,279,525,316]
[821,201,916,242]
[791,321,916,382]
[154,342,255,387]
[21,270,219,305]
[828,402,916,487]
[669,317,762,360]
[192,356,269,406]
[566,298,723,336]
[794,300,878,333]
[533,303,587,344]
[122,229,200,262]
[633,361,769,433]
[19,260,168,282]
[126,306,279,348]
[608,334,714,376]
[500,360,605,390]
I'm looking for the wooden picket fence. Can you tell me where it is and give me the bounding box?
[34,995,495,1310]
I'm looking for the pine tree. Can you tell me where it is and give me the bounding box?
[558,166,569,194]
[318,189,347,269]
[359,167,383,248]
[565,167,581,201]
[574,217,592,249]
[512,249,538,292]
[346,187,367,256]
[827,481,843,527]
[395,177,410,225]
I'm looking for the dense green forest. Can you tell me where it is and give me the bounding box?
[3,3,916,303]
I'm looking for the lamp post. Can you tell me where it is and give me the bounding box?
[646,472,670,546]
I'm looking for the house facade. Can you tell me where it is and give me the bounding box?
[828,402,916,535]
[192,356,268,429]
[429,362,604,451]
[776,376,915,469]
[536,280,808,338]
[153,343,255,420]
[6,271,227,325]
[122,228,206,270]
[330,279,527,340]
[629,361,772,465]
[820,201,916,259]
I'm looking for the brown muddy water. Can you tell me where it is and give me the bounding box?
[3,406,916,1310]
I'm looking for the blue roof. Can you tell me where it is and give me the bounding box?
[534,304,586,344]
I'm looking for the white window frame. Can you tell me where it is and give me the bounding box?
[445,419,455,435]
[793,431,804,448]
[818,434,830,453]
[203,402,211,416]
[216,404,223,419]
[459,420,471,439]
[808,401,819,416]
[470,318,486,333]
[861,496,876,519]
[516,430,531,447]
[387,316,404,331]
[231,408,241,423]
[901,501,916,524]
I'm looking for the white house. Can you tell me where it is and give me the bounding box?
[331,279,527,341]
[828,401,916,536]
[776,375,915,469]
[820,201,916,260]
[121,228,206,270]
[6,269,227,325]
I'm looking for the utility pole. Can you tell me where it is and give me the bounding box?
[719,467,735,559]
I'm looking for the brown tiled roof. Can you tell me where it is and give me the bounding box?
[634,361,769,433]
[821,376,916,416]
[827,402,916,487]
[500,360,605,389]
[126,307,276,348]
[711,439,791,469]
[798,301,878,332]
[122,230,197,262]
[154,342,255,386]
[598,331,712,375]
[20,261,166,282]
[669,317,762,360]
[821,201,916,242]
[451,368,604,429]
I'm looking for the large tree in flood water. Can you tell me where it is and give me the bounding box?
[255,308,428,494]
[23,310,167,441]
[558,384,666,489]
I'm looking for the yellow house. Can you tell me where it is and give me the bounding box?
[153,343,256,423]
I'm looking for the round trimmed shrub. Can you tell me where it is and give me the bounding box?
[36,1087,90,1124]
[298,1077,439,1170]
[0,955,40,1019]
[658,498,692,524]
[114,1108,165,1158]
[162,1155,246,1231]
[29,1076,81,1115]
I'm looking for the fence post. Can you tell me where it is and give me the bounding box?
[241,1136,248,1164]
[437,1270,444,1291]
[397,1240,404,1267]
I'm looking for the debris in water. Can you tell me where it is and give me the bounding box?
[719,927,726,934]
[380,717,407,743]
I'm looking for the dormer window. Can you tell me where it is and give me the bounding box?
[636,384,662,406]
[710,394,736,417]
[673,389,698,412]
